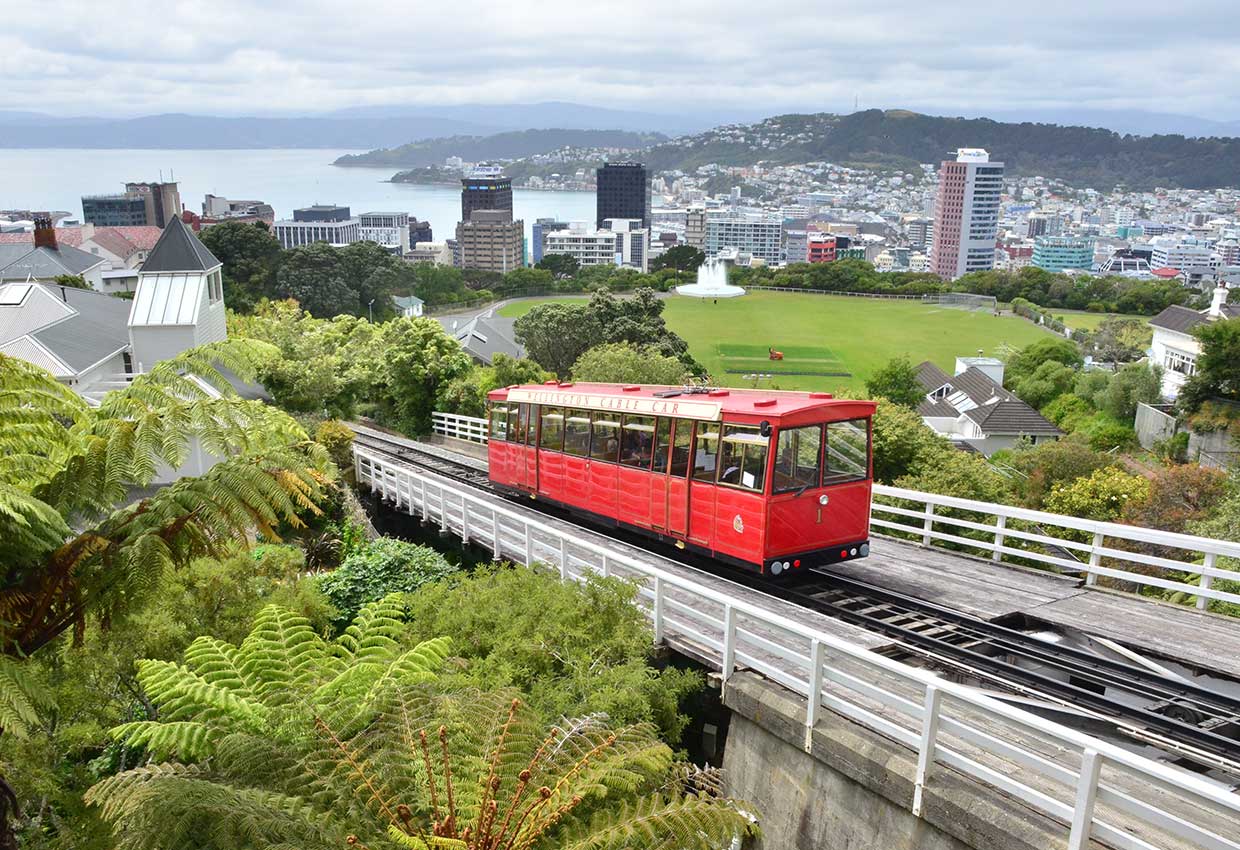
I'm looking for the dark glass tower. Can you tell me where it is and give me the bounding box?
[595,162,651,229]
[460,176,513,223]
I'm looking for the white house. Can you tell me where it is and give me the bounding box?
[914,357,1061,456]
[393,294,424,318]
[1148,285,1239,400]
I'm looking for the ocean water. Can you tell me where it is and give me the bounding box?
[0,148,597,245]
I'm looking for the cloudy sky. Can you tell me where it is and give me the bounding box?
[4,0,1239,121]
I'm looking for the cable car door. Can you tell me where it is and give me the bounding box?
[666,420,692,538]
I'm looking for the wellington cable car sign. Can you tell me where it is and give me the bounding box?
[505,388,723,421]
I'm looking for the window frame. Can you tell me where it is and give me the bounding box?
[563,408,592,457]
[620,414,656,470]
[772,424,824,494]
[488,402,509,441]
[822,417,871,485]
[589,411,621,463]
[539,406,565,452]
[715,423,770,494]
[692,423,719,483]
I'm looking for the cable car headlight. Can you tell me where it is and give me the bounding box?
[818,494,829,506]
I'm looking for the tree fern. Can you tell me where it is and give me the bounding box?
[0,340,334,659]
[91,684,759,850]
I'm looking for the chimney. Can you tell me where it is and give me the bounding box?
[32,217,58,251]
[1210,284,1229,318]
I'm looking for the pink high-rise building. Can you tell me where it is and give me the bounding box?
[930,149,1004,280]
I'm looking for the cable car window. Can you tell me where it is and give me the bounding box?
[540,407,564,451]
[523,404,538,444]
[563,408,591,457]
[510,404,526,444]
[773,425,822,493]
[590,412,621,462]
[823,418,869,484]
[653,418,672,474]
[670,420,693,478]
[621,415,656,468]
[718,424,770,492]
[692,427,719,482]
[489,404,510,441]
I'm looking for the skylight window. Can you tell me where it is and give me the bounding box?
[0,283,32,306]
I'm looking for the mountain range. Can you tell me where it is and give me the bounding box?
[3,102,1240,151]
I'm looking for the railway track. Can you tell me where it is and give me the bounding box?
[352,429,1240,779]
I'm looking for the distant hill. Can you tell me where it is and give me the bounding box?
[0,112,505,149]
[333,129,667,169]
[631,110,1240,190]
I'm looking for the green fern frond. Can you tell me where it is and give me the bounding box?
[0,654,51,737]
[110,720,220,762]
[556,793,759,850]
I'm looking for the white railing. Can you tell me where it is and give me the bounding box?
[872,485,1240,611]
[432,411,489,444]
[355,446,1240,850]
[430,411,1240,611]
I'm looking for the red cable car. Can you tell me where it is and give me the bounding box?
[486,382,875,576]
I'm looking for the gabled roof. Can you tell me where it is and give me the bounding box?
[0,227,86,247]
[140,216,220,273]
[963,402,1062,436]
[1149,304,1208,334]
[88,226,163,260]
[0,282,130,377]
[0,243,105,279]
[435,314,523,365]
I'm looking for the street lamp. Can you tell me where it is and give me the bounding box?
[368,299,375,323]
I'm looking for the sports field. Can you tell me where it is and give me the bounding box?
[498,291,1056,393]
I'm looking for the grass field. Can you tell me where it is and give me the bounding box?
[499,291,1057,393]
[1050,309,1121,331]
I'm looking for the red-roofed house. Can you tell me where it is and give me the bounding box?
[1151,266,1183,280]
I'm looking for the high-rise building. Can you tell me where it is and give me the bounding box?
[685,204,707,249]
[930,148,1004,280]
[456,210,524,272]
[1031,236,1095,272]
[359,212,411,255]
[705,212,783,264]
[806,233,837,264]
[409,218,433,245]
[532,217,570,264]
[460,173,513,223]
[272,205,361,248]
[596,162,651,229]
[82,181,182,228]
[905,216,934,251]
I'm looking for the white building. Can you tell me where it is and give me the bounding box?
[359,211,411,255]
[705,211,783,264]
[406,242,454,266]
[544,218,649,272]
[1148,286,1239,399]
[272,216,361,249]
[1147,236,1220,273]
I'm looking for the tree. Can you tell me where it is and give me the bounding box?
[52,274,90,290]
[317,538,457,626]
[997,438,1115,509]
[1097,363,1162,421]
[869,402,952,484]
[864,356,924,408]
[1005,337,1083,387]
[514,303,603,379]
[369,317,475,434]
[88,682,756,850]
[571,342,688,385]
[1178,317,1240,415]
[198,221,281,311]
[1079,318,1150,367]
[1010,360,1079,409]
[275,242,356,318]
[1044,467,1149,522]
[341,240,410,320]
[438,355,554,418]
[0,340,331,661]
[535,252,580,278]
[650,245,705,274]
[404,566,704,746]
[1122,465,1227,536]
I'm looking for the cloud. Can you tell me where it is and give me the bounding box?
[4,0,1238,120]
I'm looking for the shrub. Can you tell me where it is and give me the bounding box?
[1001,437,1116,509]
[1077,412,1138,452]
[318,537,457,624]
[1043,393,1094,432]
[314,419,354,471]
[1045,467,1150,522]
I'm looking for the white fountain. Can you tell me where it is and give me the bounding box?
[675,258,747,299]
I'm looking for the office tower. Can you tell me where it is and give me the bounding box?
[532,217,570,263]
[272,205,361,248]
[456,211,524,272]
[83,181,182,228]
[930,149,1004,280]
[359,212,411,254]
[460,173,513,223]
[596,162,651,229]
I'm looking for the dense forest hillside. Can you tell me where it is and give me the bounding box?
[333,128,665,168]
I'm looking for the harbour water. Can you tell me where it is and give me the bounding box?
[0,148,597,245]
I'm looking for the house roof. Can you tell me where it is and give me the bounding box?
[962,401,1063,436]
[0,227,86,247]
[912,358,1059,437]
[0,282,130,377]
[436,314,523,365]
[1149,304,1209,334]
[140,216,220,273]
[394,295,425,308]
[88,226,163,261]
[1151,266,1182,278]
[0,243,105,280]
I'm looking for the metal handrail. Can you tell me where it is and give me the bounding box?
[355,446,1240,850]
[430,411,1240,610]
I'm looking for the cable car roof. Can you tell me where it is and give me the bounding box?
[489,382,876,422]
